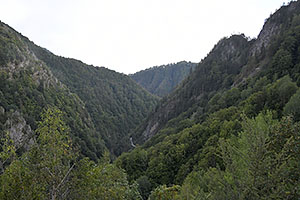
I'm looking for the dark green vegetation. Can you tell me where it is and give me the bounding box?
[130,61,196,97]
[0,108,142,199]
[0,22,105,160]
[0,20,158,159]
[1,1,300,199]
[25,40,158,157]
[25,43,158,156]
[116,1,300,199]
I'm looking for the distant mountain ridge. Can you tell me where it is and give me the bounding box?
[133,34,252,143]
[130,61,196,97]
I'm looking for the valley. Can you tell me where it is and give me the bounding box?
[0,1,300,199]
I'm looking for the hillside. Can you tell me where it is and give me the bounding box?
[130,61,196,97]
[24,41,159,156]
[132,0,300,144]
[1,1,300,199]
[0,21,105,160]
[133,34,252,143]
[116,1,300,199]
[0,20,156,199]
[0,21,158,158]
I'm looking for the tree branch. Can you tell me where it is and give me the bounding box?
[57,163,75,190]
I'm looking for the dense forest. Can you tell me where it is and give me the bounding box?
[118,1,300,199]
[0,20,158,159]
[1,1,300,199]
[25,40,158,157]
[130,61,196,97]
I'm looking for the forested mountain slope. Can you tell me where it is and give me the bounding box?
[132,0,300,144]
[133,34,252,143]
[117,1,300,199]
[0,21,158,158]
[24,29,158,157]
[0,20,154,199]
[0,21,105,160]
[130,61,196,97]
[1,1,300,199]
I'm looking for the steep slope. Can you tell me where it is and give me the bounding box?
[116,1,300,198]
[0,21,105,160]
[25,44,158,156]
[130,61,196,97]
[133,34,252,143]
[0,21,158,158]
[133,0,300,145]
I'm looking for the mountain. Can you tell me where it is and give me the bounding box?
[116,1,300,199]
[0,21,105,160]
[133,34,252,143]
[1,1,300,199]
[132,0,300,144]
[24,41,159,156]
[0,21,158,159]
[130,61,197,97]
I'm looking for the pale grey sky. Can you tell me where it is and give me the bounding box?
[0,0,291,74]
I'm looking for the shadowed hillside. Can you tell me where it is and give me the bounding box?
[130,61,196,97]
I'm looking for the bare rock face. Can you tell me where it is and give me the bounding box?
[5,111,34,150]
[251,1,300,56]
[0,22,63,90]
[142,121,159,141]
[250,19,280,57]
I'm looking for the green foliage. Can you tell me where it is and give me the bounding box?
[265,75,297,115]
[240,75,298,118]
[1,20,158,159]
[134,34,251,144]
[283,88,300,120]
[119,106,243,198]
[120,4,300,197]
[218,112,275,199]
[271,49,293,78]
[0,23,26,66]
[148,185,181,200]
[0,68,105,160]
[267,116,300,198]
[26,41,158,156]
[0,21,109,160]
[0,107,76,199]
[0,108,143,199]
[180,112,300,200]
[33,108,76,199]
[180,171,208,200]
[147,142,186,185]
[115,147,148,182]
[71,158,142,200]
[2,2,300,200]
[0,131,16,172]
[136,175,152,200]
[0,158,45,200]
[208,88,241,113]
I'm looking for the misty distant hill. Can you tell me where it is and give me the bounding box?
[130,61,196,97]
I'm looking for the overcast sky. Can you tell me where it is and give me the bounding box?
[0,0,291,74]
